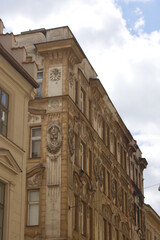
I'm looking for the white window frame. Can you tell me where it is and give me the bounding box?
[80,142,85,170]
[30,127,41,158]
[80,88,85,113]
[27,190,40,226]
[36,71,43,98]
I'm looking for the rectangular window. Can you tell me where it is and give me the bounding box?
[115,229,119,240]
[102,166,106,194]
[89,100,92,122]
[80,88,85,114]
[108,222,112,240]
[74,195,79,231]
[75,134,79,166]
[89,207,92,240]
[125,192,128,216]
[89,149,92,177]
[103,219,107,240]
[81,202,87,236]
[27,190,40,226]
[36,71,43,98]
[0,181,5,240]
[80,142,85,171]
[106,171,111,198]
[0,88,9,137]
[105,124,110,147]
[30,127,41,158]
[75,80,78,104]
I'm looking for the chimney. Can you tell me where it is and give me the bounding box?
[0,19,5,34]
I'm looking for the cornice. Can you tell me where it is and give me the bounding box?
[35,38,85,64]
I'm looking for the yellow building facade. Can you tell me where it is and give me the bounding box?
[144,204,160,240]
[15,27,148,240]
[0,20,38,240]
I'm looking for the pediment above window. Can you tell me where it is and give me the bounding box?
[27,163,45,189]
[0,148,22,174]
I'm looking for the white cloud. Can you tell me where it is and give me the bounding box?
[123,0,152,3]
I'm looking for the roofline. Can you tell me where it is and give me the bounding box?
[16,25,97,77]
[144,203,160,219]
[90,77,135,142]
[0,43,39,88]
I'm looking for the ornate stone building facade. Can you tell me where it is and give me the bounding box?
[0,20,38,240]
[144,204,160,240]
[16,27,148,240]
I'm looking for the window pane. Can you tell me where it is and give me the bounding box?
[32,140,41,157]
[36,81,42,98]
[32,128,41,137]
[0,209,3,228]
[28,190,40,226]
[28,204,39,225]
[29,191,39,202]
[0,182,5,204]
[1,91,8,108]
[37,72,43,79]
[0,228,2,240]
[36,72,43,98]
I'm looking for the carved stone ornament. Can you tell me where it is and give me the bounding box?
[27,164,45,189]
[27,173,42,188]
[122,222,130,236]
[69,71,74,88]
[49,67,62,84]
[118,187,123,207]
[94,157,101,182]
[102,204,112,221]
[68,123,74,156]
[111,178,116,200]
[28,113,41,124]
[47,123,62,154]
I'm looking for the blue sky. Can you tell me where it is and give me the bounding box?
[116,0,160,34]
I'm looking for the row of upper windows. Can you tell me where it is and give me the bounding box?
[29,126,143,192]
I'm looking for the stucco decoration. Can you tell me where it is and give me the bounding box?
[69,71,74,88]
[94,156,101,182]
[122,222,130,237]
[27,173,42,188]
[47,123,62,154]
[68,123,74,156]
[111,178,116,200]
[28,113,41,124]
[49,67,61,84]
[102,204,113,221]
[26,164,45,189]
[48,99,62,109]
[118,186,123,208]
[114,214,121,228]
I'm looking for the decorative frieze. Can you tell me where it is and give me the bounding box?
[48,99,62,110]
[28,113,41,124]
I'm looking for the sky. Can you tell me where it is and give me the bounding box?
[0,0,160,215]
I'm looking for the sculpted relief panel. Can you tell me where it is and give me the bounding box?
[47,123,62,155]
[48,66,62,97]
